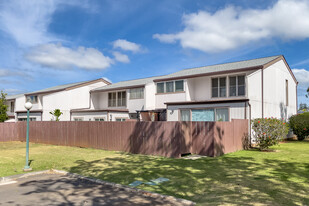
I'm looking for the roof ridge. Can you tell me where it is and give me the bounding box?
[179,55,282,72]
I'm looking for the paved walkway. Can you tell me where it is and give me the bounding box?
[0,173,189,206]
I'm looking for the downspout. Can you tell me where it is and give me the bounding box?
[261,68,264,118]
[248,101,252,147]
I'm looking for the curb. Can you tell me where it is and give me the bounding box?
[1,169,195,205]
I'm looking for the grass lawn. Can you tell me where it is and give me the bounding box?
[0,141,308,205]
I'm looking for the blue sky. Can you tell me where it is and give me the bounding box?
[0,0,309,105]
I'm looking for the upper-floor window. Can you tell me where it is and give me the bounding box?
[130,88,144,99]
[157,80,184,94]
[10,101,14,113]
[26,95,38,104]
[212,77,226,98]
[108,91,126,107]
[229,75,245,97]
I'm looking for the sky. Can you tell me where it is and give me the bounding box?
[0,0,309,105]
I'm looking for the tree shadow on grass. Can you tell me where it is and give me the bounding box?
[66,152,309,205]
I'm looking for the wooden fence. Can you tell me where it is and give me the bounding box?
[0,119,248,157]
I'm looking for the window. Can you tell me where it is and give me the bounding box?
[26,95,38,104]
[175,80,184,92]
[94,118,105,121]
[212,77,226,97]
[166,81,174,93]
[130,88,144,99]
[179,108,229,122]
[74,118,83,121]
[157,83,165,93]
[229,75,245,96]
[156,80,184,93]
[10,102,14,113]
[18,118,36,121]
[286,79,288,106]
[116,118,127,122]
[180,110,190,121]
[108,91,126,107]
[216,108,229,121]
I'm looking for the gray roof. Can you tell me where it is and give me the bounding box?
[25,79,100,95]
[6,94,24,100]
[153,55,281,81]
[92,55,282,92]
[92,75,165,92]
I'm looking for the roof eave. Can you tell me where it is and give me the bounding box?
[91,84,146,93]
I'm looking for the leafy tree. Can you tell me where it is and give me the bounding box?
[0,91,8,122]
[49,109,63,121]
[299,103,308,111]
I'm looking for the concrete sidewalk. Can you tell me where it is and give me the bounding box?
[0,172,193,206]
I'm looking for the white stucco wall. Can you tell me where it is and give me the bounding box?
[247,60,297,120]
[262,60,297,119]
[144,83,156,110]
[167,102,247,121]
[41,81,107,121]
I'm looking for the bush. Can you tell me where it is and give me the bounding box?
[289,112,309,141]
[252,118,289,150]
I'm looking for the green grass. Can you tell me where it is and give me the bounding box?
[1,141,309,205]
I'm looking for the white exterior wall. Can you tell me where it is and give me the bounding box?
[246,60,297,120]
[144,83,156,110]
[262,60,297,119]
[167,102,246,121]
[247,69,263,118]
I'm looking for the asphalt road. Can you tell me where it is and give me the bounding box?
[0,173,187,206]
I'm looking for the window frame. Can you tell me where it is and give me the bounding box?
[156,80,185,94]
[108,91,127,107]
[178,107,230,122]
[26,95,38,104]
[211,77,227,98]
[74,117,84,121]
[129,87,144,99]
[229,75,246,97]
[94,117,106,121]
[115,117,127,122]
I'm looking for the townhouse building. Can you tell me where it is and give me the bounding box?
[6,55,297,123]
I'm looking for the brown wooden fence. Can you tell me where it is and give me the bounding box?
[0,119,248,157]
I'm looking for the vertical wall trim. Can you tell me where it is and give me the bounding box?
[296,83,298,113]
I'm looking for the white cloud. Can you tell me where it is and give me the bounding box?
[0,0,57,46]
[112,51,130,63]
[0,68,28,77]
[113,39,141,52]
[154,0,309,53]
[292,68,309,87]
[0,0,96,47]
[26,43,114,70]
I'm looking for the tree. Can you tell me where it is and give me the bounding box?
[306,87,309,98]
[0,91,8,122]
[299,103,308,111]
[49,109,63,121]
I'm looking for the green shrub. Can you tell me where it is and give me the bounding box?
[289,112,309,141]
[252,118,289,150]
